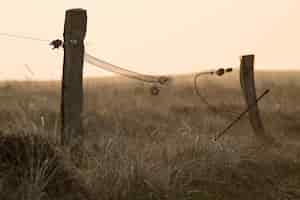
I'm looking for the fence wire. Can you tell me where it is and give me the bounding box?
[85,53,170,85]
[0,32,274,144]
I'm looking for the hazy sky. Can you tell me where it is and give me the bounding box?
[1,0,300,80]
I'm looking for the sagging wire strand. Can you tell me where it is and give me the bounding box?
[0,32,169,94]
[84,53,171,96]
[194,68,240,116]
[1,32,275,143]
[49,38,171,93]
[85,53,170,85]
[0,32,238,115]
[85,46,239,116]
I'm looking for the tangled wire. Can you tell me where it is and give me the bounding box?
[193,68,240,116]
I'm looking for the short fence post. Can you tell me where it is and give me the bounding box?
[240,54,276,145]
[61,9,87,146]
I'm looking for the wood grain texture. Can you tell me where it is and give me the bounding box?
[240,55,276,145]
[61,9,87,146]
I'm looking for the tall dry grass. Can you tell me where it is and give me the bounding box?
[0,71,300,199]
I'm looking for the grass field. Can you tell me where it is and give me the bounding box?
[0,70,300,200]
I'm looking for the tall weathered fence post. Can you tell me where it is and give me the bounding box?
[61,9,87,146]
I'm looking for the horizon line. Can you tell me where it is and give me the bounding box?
[1,68,300,82]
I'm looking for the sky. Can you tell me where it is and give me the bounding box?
[0,0,300,80]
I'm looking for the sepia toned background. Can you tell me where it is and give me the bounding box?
[1,1,300,199]
[1,0,300,80]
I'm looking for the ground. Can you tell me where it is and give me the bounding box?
[0,70,299,200]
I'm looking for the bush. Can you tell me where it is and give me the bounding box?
[0,133,93,200]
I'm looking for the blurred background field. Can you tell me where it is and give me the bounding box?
[0,70,299,200]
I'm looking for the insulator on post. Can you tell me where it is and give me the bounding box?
[50,39,63,49]
[216,68,225,76]
[225,68,233,73]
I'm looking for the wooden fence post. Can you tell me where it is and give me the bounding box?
[240,55,276,145]
[61,9,87,146]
